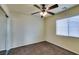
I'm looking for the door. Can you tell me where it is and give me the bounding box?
[0,7,7,55]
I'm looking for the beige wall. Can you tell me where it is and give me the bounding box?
[45,5,79,54]
[11,12,45,48]
[1,4,10,16]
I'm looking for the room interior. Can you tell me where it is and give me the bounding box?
[0,4,79,55]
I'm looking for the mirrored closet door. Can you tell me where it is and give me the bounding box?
[0,7,7,55]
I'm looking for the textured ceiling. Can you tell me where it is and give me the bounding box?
[7,4,77,17]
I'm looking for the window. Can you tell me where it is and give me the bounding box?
[56,15,79,38]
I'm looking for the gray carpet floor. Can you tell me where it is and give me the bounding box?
[8,41,77,55]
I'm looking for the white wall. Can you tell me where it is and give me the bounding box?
[45,5,79,54]
[0,4,45,51]
[11,13,44,48]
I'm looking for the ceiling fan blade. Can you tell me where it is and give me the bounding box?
[48,4,58,10]
[33,4,40,9]
[47,11,55,15]
[32,11,40,15]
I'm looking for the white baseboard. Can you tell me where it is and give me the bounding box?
[11,40,45,49]
[46,40,78,54]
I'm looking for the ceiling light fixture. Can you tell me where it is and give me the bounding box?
[40,12,47,16]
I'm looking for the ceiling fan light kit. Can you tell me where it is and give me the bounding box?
[32,4,58,18]
[40,12,47,16]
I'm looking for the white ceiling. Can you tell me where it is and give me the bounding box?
[7,4,78,17]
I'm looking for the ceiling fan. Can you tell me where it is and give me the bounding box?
[31,4,59,18]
